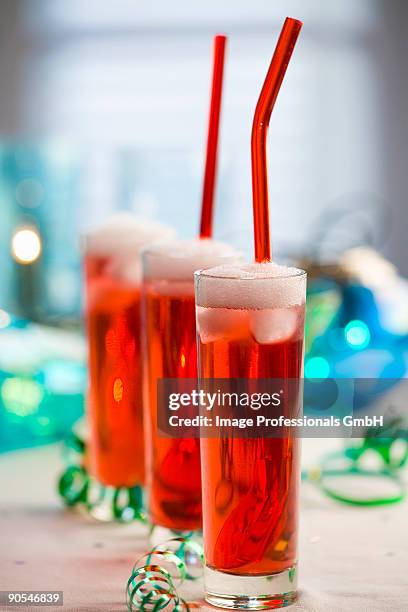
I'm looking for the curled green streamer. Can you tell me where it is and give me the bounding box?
[126,537,204,611]
[57,430,146,522]
[58,431,89,507]
[58,464,89,506]
[303,416,408,506]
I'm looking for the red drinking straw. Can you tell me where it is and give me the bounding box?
[199,34,227,239]
[251,17,303,262]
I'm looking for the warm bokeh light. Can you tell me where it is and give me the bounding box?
[1,377,44,417]
[0,309,11,329]
[11,227,42,264]
[113,377,123,402]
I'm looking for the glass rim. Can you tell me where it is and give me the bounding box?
[141,239,241,261]
[194,265,307,282]
[141,239,180,257]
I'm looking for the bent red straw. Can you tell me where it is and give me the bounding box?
[200,34,227,239]
[251,17,302,262]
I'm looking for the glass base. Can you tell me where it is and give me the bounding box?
[204,565,297,610]
[87,481,146,523]
[149,524,202,547]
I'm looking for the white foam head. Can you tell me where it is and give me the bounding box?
[83,213,176,257]
[195,262,306,309]
[142,238,242,281]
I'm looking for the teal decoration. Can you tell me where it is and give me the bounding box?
[57,428,146,523]
[127,537,204,611]
[303,416,408,506]
[0,315,85,453]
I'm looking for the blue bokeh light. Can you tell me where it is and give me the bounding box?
[305,356,330,379]
[344,320,371,350]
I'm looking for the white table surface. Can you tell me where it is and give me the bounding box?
[1,440,407,611]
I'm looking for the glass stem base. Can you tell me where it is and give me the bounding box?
[204,564,297,610]
[86,481,145,523]
[149,524,202,547]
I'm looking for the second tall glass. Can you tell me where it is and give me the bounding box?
[142,238,240,537]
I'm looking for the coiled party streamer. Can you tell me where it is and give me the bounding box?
[57,430,146,522]
[126,537,204,611]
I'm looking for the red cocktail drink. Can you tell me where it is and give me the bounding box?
[84,215,174,492]
[142,239,240,534]
[195,262,306,608]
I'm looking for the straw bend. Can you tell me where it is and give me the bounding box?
[251,17,303,262]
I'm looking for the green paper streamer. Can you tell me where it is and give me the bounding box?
[303,416,408,506]
[126,538,204,611]
[57,429,146,522]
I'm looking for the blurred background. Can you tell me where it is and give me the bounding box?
[0,0,407,451]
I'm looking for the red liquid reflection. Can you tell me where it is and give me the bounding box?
[85,254,145,488]
[143,280,202,531]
